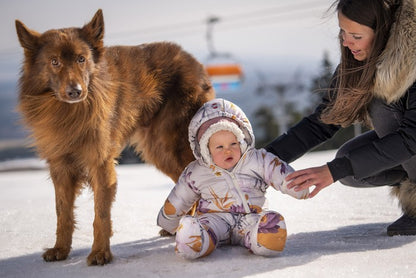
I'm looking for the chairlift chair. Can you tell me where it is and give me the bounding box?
[204,16,244,93]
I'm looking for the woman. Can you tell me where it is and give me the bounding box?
[265,0,416,236]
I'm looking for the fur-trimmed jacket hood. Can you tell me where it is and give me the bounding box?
[373,0,416,103]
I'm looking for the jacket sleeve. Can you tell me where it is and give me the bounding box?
[265,71,341,163]
[260,149,309,199]
[342,87,416,179]
[157,165,200,234]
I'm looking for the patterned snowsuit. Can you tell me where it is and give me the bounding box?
[157,99,309,259]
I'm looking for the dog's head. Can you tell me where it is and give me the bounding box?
[15,9,105,104]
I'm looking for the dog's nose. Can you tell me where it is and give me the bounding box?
[67,89,81,99]
[66,85,82,100]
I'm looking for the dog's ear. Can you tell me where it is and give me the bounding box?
[81,9,105,60]
[15,20,40,52]
[82,9,105,42]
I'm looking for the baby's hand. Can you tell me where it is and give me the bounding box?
[285,165,333,198]
[281,179,309,199]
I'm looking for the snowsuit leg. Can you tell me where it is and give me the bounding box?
[175,213,234,259]
[235,211,287,256]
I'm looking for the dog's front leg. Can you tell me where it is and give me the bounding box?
[43,162,81,262]
[87,160,117,265]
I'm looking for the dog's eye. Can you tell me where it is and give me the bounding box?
[51,58,60,67]
[77,56,86,63]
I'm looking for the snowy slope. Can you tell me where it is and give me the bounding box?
[0,150,415,278]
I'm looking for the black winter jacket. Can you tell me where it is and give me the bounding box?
[265,79,416,182]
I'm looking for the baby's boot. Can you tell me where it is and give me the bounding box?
[175,216,216,259]
[248,211,287,256]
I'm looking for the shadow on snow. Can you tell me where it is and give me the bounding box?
[0,222,415,278]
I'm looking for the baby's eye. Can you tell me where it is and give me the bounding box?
[216,145,223,149]
[231,142,238,146]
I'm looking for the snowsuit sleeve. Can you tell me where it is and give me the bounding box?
[260,149,309,199]
[157,165,200,234]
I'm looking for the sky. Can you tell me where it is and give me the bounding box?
[1,150,415,277]
[0,0,339,82]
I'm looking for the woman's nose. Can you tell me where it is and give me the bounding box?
[342,39,350,47]
[342,35,352,47]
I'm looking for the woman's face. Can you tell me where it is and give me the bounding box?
[338,12,375,61]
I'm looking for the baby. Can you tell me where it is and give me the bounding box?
[157,98,309,259]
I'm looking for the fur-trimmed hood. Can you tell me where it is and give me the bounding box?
[188,98,254,165]
[373,0,416,103]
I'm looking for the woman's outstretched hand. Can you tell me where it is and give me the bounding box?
[286,165,334,198]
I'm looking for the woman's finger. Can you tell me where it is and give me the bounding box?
[286,169,309,181]
[287,176,308,189]
[309,186,321,198]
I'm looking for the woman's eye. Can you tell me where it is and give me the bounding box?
[353,35,362,40]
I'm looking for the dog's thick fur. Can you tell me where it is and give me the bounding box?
[15,9,214,265]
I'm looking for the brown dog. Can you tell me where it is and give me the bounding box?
[15,9,214,265]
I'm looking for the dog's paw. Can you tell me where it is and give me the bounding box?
[159,228,174,237]
[42,247,70,262]
[87,249,113,266]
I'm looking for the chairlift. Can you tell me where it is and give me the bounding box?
[205,16,244,92]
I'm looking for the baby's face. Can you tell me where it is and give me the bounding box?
[208,130,242,169]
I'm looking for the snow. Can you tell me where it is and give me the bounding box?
[0,150,415,277]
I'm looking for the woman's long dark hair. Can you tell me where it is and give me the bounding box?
[320,0,400,127]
